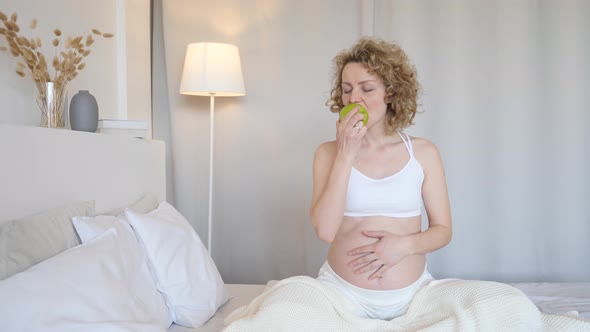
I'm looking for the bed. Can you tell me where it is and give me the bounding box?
[0,124,588,331]
[177,282,590,331]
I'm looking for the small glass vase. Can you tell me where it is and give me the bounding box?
[36,81,67,128]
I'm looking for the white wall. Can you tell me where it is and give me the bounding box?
[161,0,364,283]
[123,0,151,132]
[376,0,590,282]
[0,0,151,135]
[159,0,590,284]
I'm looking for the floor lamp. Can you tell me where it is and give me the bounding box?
[179,42,246,255]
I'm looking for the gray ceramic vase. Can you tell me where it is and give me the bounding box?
[69,90,99,132]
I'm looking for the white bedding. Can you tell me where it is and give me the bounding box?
[223,277,590,331]
[0,229,171,332]
[511,282,590,320]
[168,281,590,331]
[168,284,267,332]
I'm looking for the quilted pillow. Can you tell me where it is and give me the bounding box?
[0,201,94,280]
[102,193,160,216]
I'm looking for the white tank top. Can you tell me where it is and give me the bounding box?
[343,132,424,218]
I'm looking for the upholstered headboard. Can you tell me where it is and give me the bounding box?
[0,124,165,222]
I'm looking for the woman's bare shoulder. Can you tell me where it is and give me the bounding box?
[409,136,437,152]
[314,140,337,157]
[408,136,443,168]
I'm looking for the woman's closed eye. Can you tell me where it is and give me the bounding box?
[342,88,375,94]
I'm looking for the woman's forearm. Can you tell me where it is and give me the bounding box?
[310,154,353,243]
[405,224,452,255]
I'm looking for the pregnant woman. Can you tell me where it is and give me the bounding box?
[310,37,452,320]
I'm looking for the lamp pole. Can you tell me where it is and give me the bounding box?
[208,93,215,255]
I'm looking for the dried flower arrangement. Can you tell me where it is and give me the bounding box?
[0,11,113,127]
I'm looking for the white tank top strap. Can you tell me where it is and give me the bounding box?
[397,131,414,157]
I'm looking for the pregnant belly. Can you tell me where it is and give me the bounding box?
[327,216,426,290]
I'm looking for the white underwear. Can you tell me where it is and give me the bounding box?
[316,261,433,320]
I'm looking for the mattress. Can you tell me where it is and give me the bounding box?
[169,282,590,331]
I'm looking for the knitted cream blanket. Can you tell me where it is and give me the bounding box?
[224,276,590,331]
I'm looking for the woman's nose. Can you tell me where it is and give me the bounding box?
[349,89,362,103]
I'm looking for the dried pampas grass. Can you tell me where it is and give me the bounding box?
[0,11,113,92]
[0,11,114,127]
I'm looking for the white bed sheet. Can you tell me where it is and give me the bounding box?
[168,284,267,332]
[511,282,590,319]
[169,282,590,331]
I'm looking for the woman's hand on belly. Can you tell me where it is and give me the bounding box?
[347,230,412,280]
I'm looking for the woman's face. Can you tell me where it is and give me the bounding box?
[341,62,388,127]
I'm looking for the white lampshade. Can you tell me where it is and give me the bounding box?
[179,42,246,97]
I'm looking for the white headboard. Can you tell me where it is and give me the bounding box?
[0,124,165,222]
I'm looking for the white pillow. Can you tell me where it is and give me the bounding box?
[72,215,171,328]
[0,229,169,332]
[124,201,228,328]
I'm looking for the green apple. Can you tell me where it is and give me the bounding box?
[340,103,369,126]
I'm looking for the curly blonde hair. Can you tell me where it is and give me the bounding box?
[327,37,421,133]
